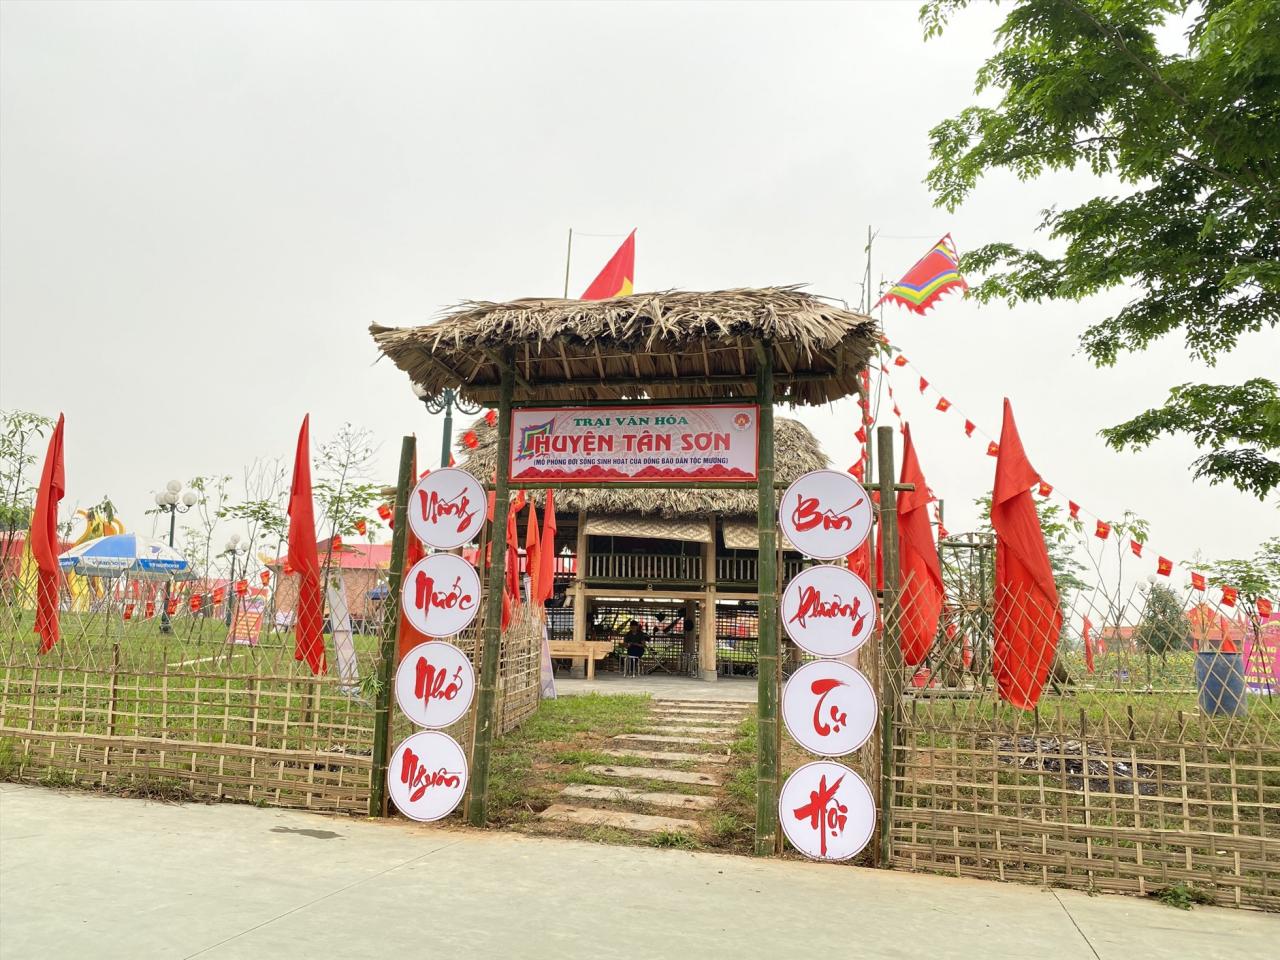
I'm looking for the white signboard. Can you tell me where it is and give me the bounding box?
[387,730,469,822]
[408,467,488,550]
[778,470,872,560]
[782,660,877,757]
[394,640,476,729]
[509,405,758,483]
[778,761,876,861]
[781,564,877,658]
[401,553,482,638]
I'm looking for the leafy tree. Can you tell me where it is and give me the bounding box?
[1132,583,1192,659]
[0,409,53,545]
[923,0,1280,497]
[1203,535,1280,604]
[971,494,1090,600]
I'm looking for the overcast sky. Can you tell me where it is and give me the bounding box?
[2,1,1275,576]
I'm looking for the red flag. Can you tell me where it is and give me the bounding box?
[484,409,497,427]
[525,500,542,609]
[538,489,558,605]
[260,569,271,585]
[29,414,65,654]
[986,441,1000,457]
[1037,482,1052,497]
[1130,540,1143,558]
[1259,597,1273,618]
[504,502,522,612]
[918,377,928,393]
[1095,520,1110,541]
[123,603,135,621]
[964,420,976,437]
[234,579,248,596]
[1068,501,1080,520]
[212,586,226,605]
[377,503,393,522]
[1157,556,1173,577]
[167,598,180,616]
[990,400,1061,710]
[935,398,951,412]
[287,416,327,675]
[875,235,969,314]
[398,448,429,662]
[1191,571,1206,591]
[581,229,636,300]
[355,518,367,537]
[855,427,867,444]
[893,355,908,367]
[190,594,203,613]
[145,600,155,619]
[1221,585,1237,608]
[1083,616,1095,674]
[463,430,479,449]
[897,426,944,666]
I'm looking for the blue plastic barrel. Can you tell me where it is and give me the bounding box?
[1195,651,1247,716]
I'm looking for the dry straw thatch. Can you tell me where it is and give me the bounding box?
[370,286,878,406]
[457,414,828,520]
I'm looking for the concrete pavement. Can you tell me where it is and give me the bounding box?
[1,783,1272,959]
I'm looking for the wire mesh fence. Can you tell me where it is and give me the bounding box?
[0,550,541,814]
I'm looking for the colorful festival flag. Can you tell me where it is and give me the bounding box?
[875,234,968,315]
[581,230,636,300]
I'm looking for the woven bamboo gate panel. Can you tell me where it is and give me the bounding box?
[880,566,1280,911]
[0,568,542,813]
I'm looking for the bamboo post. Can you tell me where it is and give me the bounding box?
[754,344,779,856]
[468,358,514,826]
[876,425,902,866]
[368,435,416,818]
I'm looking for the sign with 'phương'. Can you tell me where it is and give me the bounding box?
[509,405,758,483]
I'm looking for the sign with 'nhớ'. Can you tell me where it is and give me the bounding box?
[508,405,758,483]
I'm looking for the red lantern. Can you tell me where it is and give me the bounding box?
[463,430,479,449]
[234,579,248,596]
[212,586,226,604]
[190,595,203,613]
[484,409,497,426]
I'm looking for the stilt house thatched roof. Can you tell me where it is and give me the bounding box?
[370,287,878,407]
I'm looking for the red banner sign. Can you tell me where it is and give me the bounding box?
[509,405,758,483]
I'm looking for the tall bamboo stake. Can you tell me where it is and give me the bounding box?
[562,228,574,298]
[468,357,514,826]
[754,345,779,856]
[368,434,415,818]
[876,425,902,865]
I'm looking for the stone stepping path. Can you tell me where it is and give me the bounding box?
[614,733,709,747]
[649,715,740,726]
[585,764,721,787]
[599,748,729,765]
[562,784,717,811]
[643,725,732,738]
[540,804,698,834]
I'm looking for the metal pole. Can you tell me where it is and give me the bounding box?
[563,228,574,298]
[160,507,176,634]
[440,390,454,469]
[876,425,902,866]
[468,357,514,826]
[754,344,779,856]
[369,435,416,818]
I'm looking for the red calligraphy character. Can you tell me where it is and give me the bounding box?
[810,678,848,737]
[792,773,848,858]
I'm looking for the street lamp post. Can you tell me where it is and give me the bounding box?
[154,480,198,634]
[221,535,249,626]
[412,383,483,469]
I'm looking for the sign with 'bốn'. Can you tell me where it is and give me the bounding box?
[509,405,758,483]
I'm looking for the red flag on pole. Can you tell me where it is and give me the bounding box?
[581,230,636,300]
[538,489,558,605]
[990,400,1061,710]
[1083,616,1095,674]
[526,500,542,609]
[30,414,65,654]
[897,426,944,666]
[287,416,327,675]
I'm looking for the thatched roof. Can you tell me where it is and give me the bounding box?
[457,414,828,520]
[370,287,878,407]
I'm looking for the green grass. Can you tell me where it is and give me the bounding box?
[648,830,700,850]
[1153,883,1217,910]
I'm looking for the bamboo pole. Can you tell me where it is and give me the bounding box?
[468,357,514,826]
[754,345,779,856]
[368,435,416,818]
[876,425,902,866]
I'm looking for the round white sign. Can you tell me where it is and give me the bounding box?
[387,730,469,822]
[779,470,872,560]
[407,468,488,550]
[394,640,476,729]
[779,761,876,861]
[401,553,482,638]
[782,659,877,757]
[781,564,877,658]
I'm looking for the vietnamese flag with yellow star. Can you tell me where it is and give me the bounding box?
[581,230,635,299]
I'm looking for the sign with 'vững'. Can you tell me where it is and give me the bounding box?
[509,405,758,483]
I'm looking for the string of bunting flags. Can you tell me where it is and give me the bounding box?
[867,339,1273,618]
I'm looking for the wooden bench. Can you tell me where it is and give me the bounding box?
[549,639,615,680]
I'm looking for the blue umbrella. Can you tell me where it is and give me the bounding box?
[59,533,189,579]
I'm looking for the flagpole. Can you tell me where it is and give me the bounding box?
[562,228,573,298]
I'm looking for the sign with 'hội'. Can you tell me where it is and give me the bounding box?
[509,405,758,483]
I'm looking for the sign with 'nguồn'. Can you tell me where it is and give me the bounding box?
[509,405,758,482]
